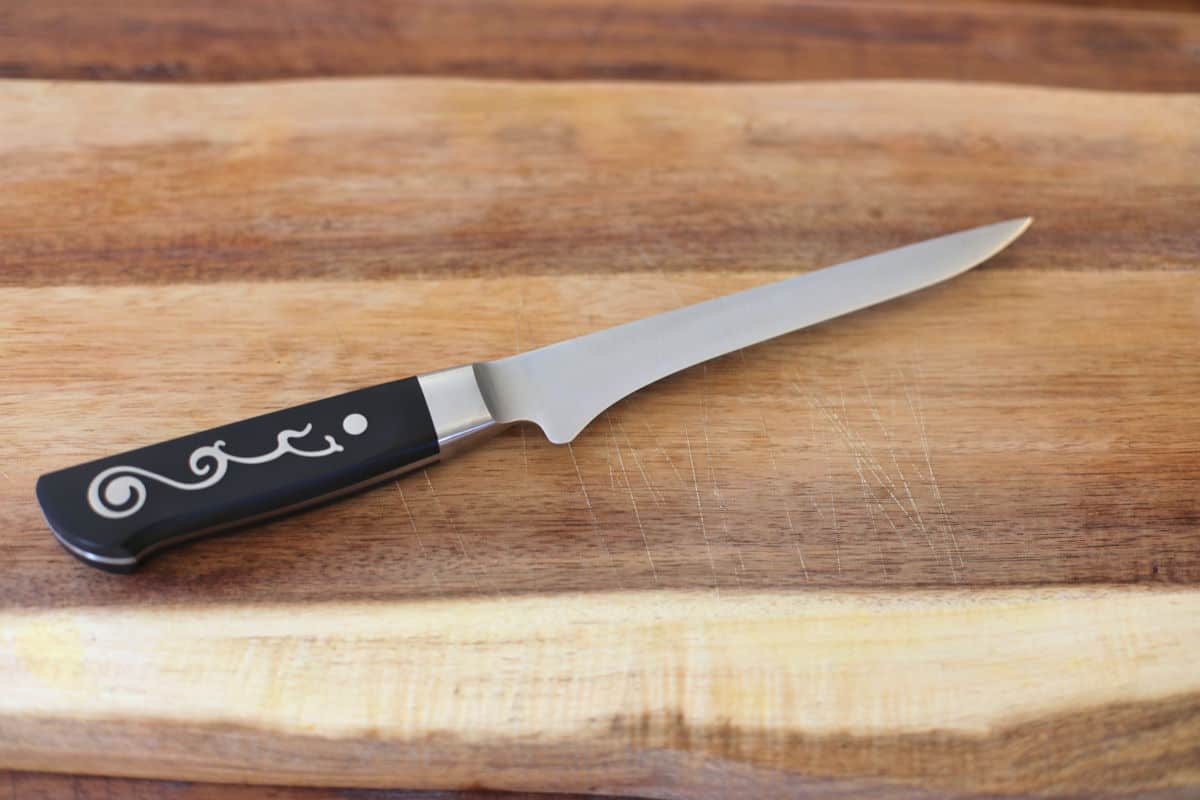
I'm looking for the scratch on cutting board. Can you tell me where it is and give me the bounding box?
[799,388,846,575]
[394,481,443,592]
[818,391,919,531]
[614,416,664,505]
[424,472,505,597]
[704,424,745,584]
[1020,518,1035,562]
[759,415,809,581]
[809,379,954,577]
[804,391,868,574]
[423,470,467,559]
[567,441,620,583]
[684,423,720,598]
[906,372,964,579]
[863,461,906,545]
[703,364,745,585]
[914,364,964,570]
[605,429,617,490]
[863,371,925,537]
[851,449,890,578]
[638,416,685,488]
[608,416,658,584]
[607,417,624,488]
[806,405,826,523]
[803,380,921,550]
[829,392,842,575]
[842,390,888,576]
[835,381,907,546]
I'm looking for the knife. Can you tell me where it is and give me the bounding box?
[37,218,1030,572]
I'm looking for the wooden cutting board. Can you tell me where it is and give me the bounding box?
[1,78,1198,798]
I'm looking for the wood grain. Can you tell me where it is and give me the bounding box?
[1,77,1198,797]
[1,0,1198,91]
[2,590,1199,797]
[1,80,1197,287]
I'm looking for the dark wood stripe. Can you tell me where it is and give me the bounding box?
[0,771,614,800]
[4,268,1199,607]
[953,0,1200,10]
[4,692,1198,798]
[0,0,1197,90]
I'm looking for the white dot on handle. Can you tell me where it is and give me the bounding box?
[342,413,368,436]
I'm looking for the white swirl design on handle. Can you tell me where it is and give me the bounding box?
[86,422,349,519]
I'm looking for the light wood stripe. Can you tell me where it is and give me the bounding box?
[2,588,1197,795]
[1,80,1196,285]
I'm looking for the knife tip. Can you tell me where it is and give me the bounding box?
[986,216,1034,252]
[940,217,1033,279]
[1003,215,1034,235]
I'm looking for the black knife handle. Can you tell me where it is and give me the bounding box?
[36,378,440,572]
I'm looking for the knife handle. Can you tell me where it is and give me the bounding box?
[36,372,495,573]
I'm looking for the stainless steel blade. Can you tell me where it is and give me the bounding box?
[476,218,1031,444]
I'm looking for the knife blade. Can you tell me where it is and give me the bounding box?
[37,218,1030,571]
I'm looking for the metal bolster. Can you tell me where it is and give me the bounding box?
[416,365,505,458]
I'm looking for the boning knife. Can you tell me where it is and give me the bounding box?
[37,218,1031,571]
